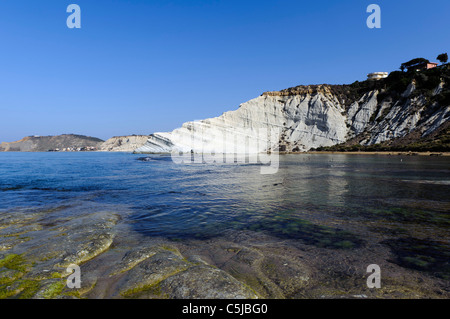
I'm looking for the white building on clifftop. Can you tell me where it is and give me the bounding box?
[367,72,389,80]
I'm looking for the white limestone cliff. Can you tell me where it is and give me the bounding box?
[100,135,150,152]
[134,87,373,153]
[134,83,449,154]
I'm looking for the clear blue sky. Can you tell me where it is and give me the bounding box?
[1,0,449,142]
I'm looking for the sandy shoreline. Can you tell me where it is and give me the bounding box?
[299,151,450,156]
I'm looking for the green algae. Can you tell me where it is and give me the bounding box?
[50,272,62,279]
[0,286,20,299]
[0,279,41,299]
[17,280,41,299]
[246,214,364,249]
[121,280,170,299]
[120,262,190,298]
[0,269,23,285]
[37,280,66,299]
[367,207,450,227]
[0,254,29,273]
[382,237,450,280]
[0,254,68,299]
[0,254,37,299]
[160,245,182,257]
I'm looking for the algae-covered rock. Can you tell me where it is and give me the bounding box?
[0,224,42,238]
[0,267,23,283]
[110,245,167,276]
[217,245,310,298]
[58,232,115,268]
[118,250,191,297]
[0,211,119,298]
[0,237,30,251]
[0,212,40,228]
[114,244,259,299]
[159,265,259,299]
[32,279,66,299]
[22,212,119,269]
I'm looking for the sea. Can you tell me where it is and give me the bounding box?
[1,152,449,282]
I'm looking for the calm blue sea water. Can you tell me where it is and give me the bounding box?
[0,152,449,241]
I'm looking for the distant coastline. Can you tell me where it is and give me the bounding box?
[1,133,449,157]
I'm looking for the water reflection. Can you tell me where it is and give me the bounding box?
[129,154,450,251]
[1,152,449,277]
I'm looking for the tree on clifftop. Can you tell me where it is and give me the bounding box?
[400,58,430,71]
[437,53,448,64]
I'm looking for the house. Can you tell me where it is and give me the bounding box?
[414,62,438,71]
[367,72,389,80]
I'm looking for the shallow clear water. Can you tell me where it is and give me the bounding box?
[1,152,449,238]
[1,152,449,279]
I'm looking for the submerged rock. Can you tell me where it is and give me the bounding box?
[117,249,192,297]
[110,246,165,276]
[158,265,258,299]
[0,210,120,298]
[0,208,262,299]
[58,232,115,268]
[31,279,66,299]
[22,212,119,270]
[1,203,448,299]
[113,244,258,299]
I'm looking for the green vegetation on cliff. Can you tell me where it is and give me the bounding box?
[314,62,450,152]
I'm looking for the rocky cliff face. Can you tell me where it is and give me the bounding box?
[135,67,450,153]
[134,88,353,153]
[0,134,104,152]
[345,84,449,147]
[99,135,150,152]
